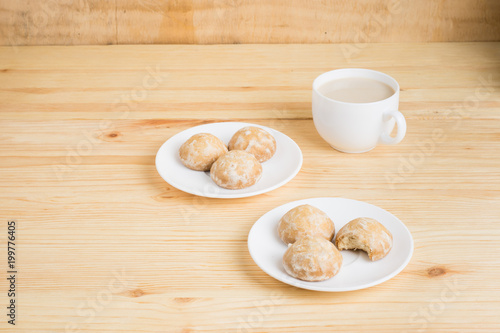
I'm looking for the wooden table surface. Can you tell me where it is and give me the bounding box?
[1,43,499,332]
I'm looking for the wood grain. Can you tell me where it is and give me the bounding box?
[0,43,500,332]
[1,0,500,45]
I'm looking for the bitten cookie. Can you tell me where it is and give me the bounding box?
[228,126,276,162]
[335,217,393,261]
[210,150,262,189]
[278,204,335,245]
[179,133,227,171]
[283,236,343,282]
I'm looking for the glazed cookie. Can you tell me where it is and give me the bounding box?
[335,217,393,261]
[283,236,343,282]
[278,204,335,245]
[210,150,262,189]
[228,126,276,162]
[179,133,227,171]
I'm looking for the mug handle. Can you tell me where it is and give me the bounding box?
[379,110,407,145]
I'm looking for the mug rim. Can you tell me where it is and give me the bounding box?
[312,68,400,106]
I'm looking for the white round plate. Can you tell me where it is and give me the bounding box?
[155,122,303,198]
[248,197,413,291]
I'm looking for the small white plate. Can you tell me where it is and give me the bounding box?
[155,122,303,198]
[248,197,413,291]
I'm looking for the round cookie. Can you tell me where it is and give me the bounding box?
[228,126,276,162]
[335,217,393,261]
[179,133,227,171]
[210,150,262,189]
[278,204,335,245]
[283,236,343,282]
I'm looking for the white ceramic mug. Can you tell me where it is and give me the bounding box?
[312,68,406,153]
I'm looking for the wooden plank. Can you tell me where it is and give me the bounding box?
[0,43,499,121]
[0,43,499,332]
[1,1,500,45]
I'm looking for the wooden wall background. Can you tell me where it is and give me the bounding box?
[0,0,499,45]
